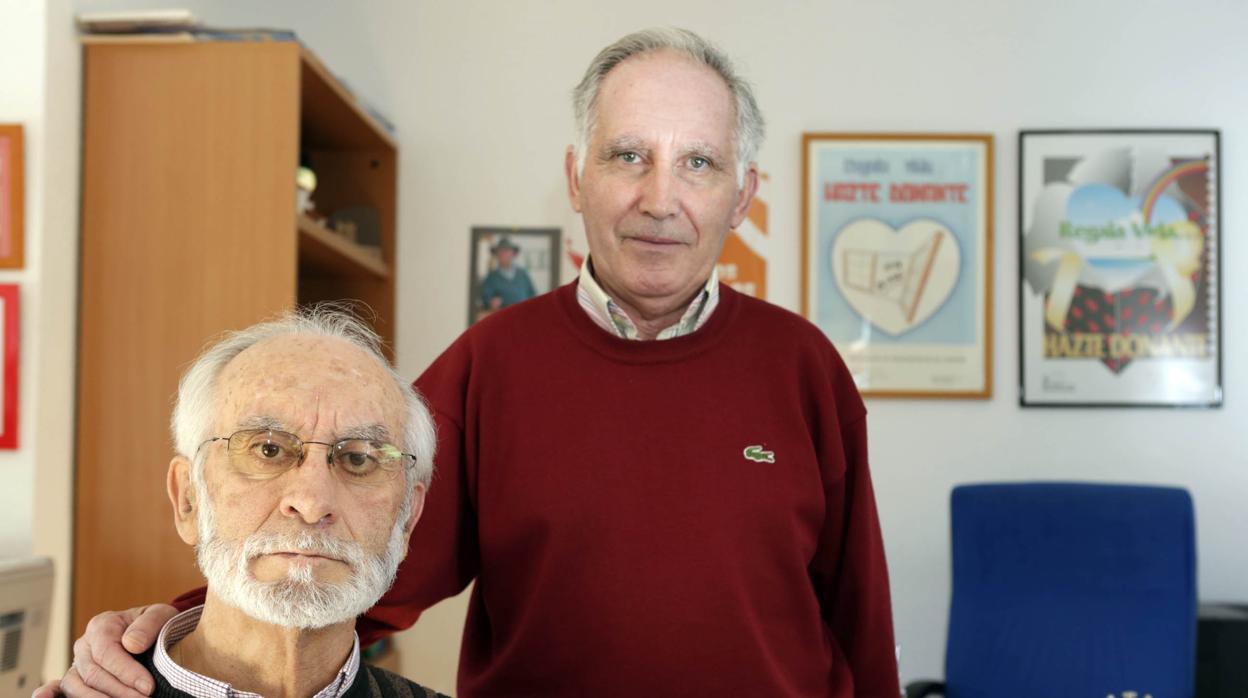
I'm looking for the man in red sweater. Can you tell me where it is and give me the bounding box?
[46,27,899,697]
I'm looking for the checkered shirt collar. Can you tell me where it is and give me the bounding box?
[152,605,361,698]
[575,255,720,340]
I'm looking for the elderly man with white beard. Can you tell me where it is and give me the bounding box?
[47,28,900,698]
[125,308,447,698]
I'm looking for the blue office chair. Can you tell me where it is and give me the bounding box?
[907,482,1197,698]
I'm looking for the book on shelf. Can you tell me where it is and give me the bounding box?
[77,9,297,43]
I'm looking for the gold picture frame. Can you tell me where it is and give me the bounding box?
[801,132,993,398]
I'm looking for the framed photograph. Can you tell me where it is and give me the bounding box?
[802,133,993,398]
[0,125,24,269]
[0,284,19,449]
[468,226,561,325]
[1019,130,1221,407]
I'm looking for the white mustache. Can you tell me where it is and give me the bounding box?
[241,530,363,567]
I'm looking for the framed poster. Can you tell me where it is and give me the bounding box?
[0,125,23,269]
[0,284,18,449]
[1019,130,1221,407]
[468,226,561,326]
[802,133,993,398]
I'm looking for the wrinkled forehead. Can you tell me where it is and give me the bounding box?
[594,50,736,148]
[215,335,405,434]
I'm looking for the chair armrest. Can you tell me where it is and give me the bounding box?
[904,680,946,698]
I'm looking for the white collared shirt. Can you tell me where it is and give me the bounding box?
[575,255,720,340]
[152,605,361,698]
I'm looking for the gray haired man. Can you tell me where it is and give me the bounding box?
[50,27,898,697]
[48,309,447,697]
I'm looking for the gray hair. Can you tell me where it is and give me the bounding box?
[571,27,765,184]
[171,304,436,488]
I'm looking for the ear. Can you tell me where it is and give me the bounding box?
[403,482,428,537]
[167,455,200,546]
[564,147,583,213]
[729,163,760,229]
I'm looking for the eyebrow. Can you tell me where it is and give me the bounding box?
[338,424,393,442]
[237,415,287,432]
[597,135,649,161]
[235,416,392,443]
[681,141,725,161]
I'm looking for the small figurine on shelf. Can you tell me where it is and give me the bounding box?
[295,165,317,216]
[329,205,383,260]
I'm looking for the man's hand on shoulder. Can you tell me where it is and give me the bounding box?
[32,604,176,698]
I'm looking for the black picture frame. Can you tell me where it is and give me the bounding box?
[467,226,561,326]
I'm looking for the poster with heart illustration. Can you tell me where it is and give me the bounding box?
[802,133,992,398]
[1019,130,1221,407]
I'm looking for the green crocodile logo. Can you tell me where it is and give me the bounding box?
[743,445,775,463]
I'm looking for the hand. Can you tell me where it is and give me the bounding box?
[488,297,502,310]
[38,604,177,698]
[31,677,60,698]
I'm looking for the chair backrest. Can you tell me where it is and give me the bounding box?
[946,482,1196,698]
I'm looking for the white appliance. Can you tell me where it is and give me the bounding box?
[0,557,53,698]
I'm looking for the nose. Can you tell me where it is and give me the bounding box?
[637,165,680,220]
[278,442,338,526]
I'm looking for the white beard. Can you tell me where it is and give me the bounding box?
[193,486,410,630]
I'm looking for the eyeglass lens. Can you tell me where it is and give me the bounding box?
[224,429,405,484]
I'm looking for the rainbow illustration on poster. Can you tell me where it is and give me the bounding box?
[1141,159,1208,224]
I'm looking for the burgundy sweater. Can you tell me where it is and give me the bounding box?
[178,282,898,696]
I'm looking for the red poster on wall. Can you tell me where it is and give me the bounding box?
[0,284,19,449]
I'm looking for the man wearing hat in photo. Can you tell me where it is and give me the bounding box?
[479,237,537,312]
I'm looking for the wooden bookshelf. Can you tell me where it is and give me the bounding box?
[74,38,399,638]
[300,46,396,150]
[298,214,390,279]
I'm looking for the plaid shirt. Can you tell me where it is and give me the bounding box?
[575,255,720,340]
[153,605,360,698]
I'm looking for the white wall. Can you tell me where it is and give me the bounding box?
[0,0,45,562]
[32,0,82,679]
[25,0,1248,691]
[0,0,81,679]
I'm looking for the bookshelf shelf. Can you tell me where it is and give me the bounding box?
[298,214,391,280]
